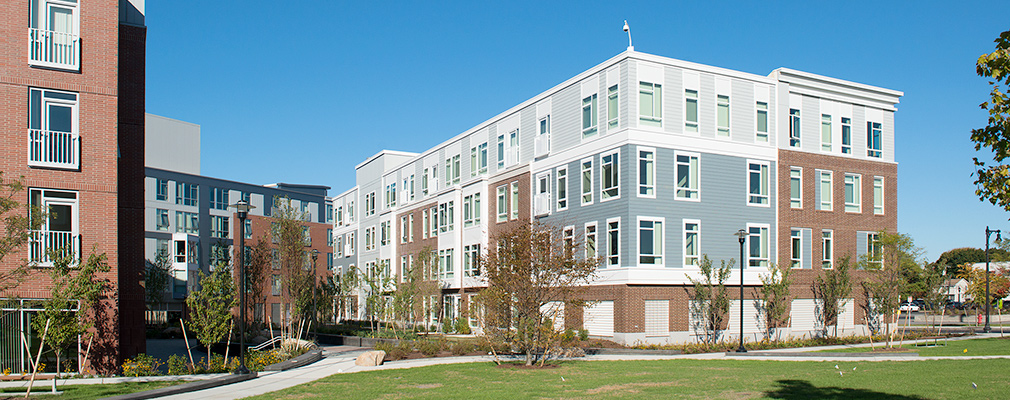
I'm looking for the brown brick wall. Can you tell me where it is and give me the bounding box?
[395,202,438,279]
[487,170,531,244]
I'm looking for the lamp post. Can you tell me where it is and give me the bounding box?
[230,199,255,374]
[984,227,1001,333]
[735,229,748,353]
[311,249,319,341]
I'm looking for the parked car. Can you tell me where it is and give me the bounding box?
[900,302,920,312]
[944,300,966,311]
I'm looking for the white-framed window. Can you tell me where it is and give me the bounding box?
[563,226,575,257]
[365,226,375,251]
[639,82,662,127]
[867,122,882,158]
[844,173,861,213]
[496,185,507,222]
[444,155,461,186]
[821,114,832,152]
[347,232,355,256]
[822,230,833,269]
[156,208,169,231]
[28,188,79,265]
[510,181,519,220]
[210,215,229,239]
[326,204,334,223]
[684,89,699,133]
[556,166,568,211]
[638,217,664,266]
[638,147,655,198]
[401,174,415,204]
[385,182,397,209]
[607,85,619,129]
[439,249,455,279]
[463,193,481,227]
[581,158,594,205]
[156,179,168,201]
[675,151,700,201]
[867,232,882,268]
[175,211,198,234]
[438,201,454,233]
[873,177,884,215]
[422,209,430,238]
[409,214,415,241]
[471,143,488,176]
[747,161,770,206]
[335,236,343,258]
[176,182,198,206]
[381,222,390,246]
[497,130,520,168]
[755,102,769,142]
[841,117,852,154]
[347,200,355,222]
[747,224,769,268]
[790,167,802,209]
[534,172,551,216]
[817,170,833,211]
[464,244,481,277]
[400,255,410,283]
[683,219,700,267]
[365,192,376,216]
[585,222,598,263]
[790,229,802,269]
[536,115,551,156]
[28,0,81,71]
[607,218,620,267]
[209,187,229,210]
[422,168,429,196]
[716,94,730,136]
[336,206,344,225]
[582,94,598,139]
[601,151,619,201]
[789,109,801,147]
[400,216,409,244]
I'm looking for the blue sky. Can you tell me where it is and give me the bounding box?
[145,1,1009,261]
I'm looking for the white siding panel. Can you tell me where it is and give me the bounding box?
[541,301,565,331]
[644,300,669,336]
[791,299,822,332]
[837,298,855,331]
[726,300,762,334]
[584,300,614,337]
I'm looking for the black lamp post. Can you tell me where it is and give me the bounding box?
[230,199,255,374]
[735,228,748,353]
[984,227,1001,333]
[311,249,319,341]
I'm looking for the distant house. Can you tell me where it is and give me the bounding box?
[965,262,1010,302]
[943,278,969,303]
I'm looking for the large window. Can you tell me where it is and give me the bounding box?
[156,208,169,231]
[556,166,568,211]
[790,229,802,269]
[817,170,833,211]
[821,114,832,152]
[676,152,699,201]
[464,244,481,277]
[463,193,481,227]
[716,94,730,136]
[683,220,700,267]
[639,82,662,127]
[176,182,198,206]
[873,177,884,215]
[867,122,882,158]
[607,85,619,129]
[497,130,520,168]
[497,186,507,222]
[175,211,198,234]
[607,218,620,267]
[748,161,769,206]
[789,109,801,147]
[841,117,852,154]
[385,182,397,209]
[601,151,619,201]
[471,143,488,176]
[684,90,699,133]
[790,167,802,209]
[581,158,594,205]
[582,94,598,139]
[445,155,461,185]
[822,230,833,269]
[510,182,519,220]
[747,224,769,268]
[755,102,769,142]
[210,215,229,239]
[638,148,655,197]
[29,188,79,264]
[585,222,598,262]
[438,201,455,232]
[844,173,861,213]
[439,249,455,279]
[638,217,664,266]
[156,179,168,201]
[28,0,80,70]
[365,226,375,251]
[365,192,376,216]
[210,187,229,210]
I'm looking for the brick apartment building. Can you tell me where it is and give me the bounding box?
[0,0,147,373]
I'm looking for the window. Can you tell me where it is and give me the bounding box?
[497,186,507,222]
[422,209,430,238]
[210,243,229,268]
[463,193,481,227]
[347,232,355,256]
[581,158,594,205]
[365,226,375,251]
[601,151,619,200]
[497,130,519,169]
[326,204,333,222]
[471,143,488,176]
[867,122,882,157]
[556,166,568,211]
[464,244,481,277]
[210,215,229,239]
[365,192,376,216]
[821,114,832,152]
[536,116,551,156]
[445,154,461,185]
[336,236,343,258]
[439,249,455,279]
[534,172,551,216]
[638,217,664,265]
[176,182,198,206]
[747,224,769,268]
[675,152,699,201]
[271,275,281,296]
[244,219,252,239]
[29,188,79,264]
[210,188,229,210]
[684,90,699,132]
[385,183,397,209]
[156,209,169,231]
[844,174,861,213]
[563,226,575,258]
[585,222,598,262]
[790,229,802,269]
[817,170,833,211]
[438,201,454,232]
[747,161,769,206]
[409,214,415,241]
[175,211,198,234]
[400,216,409,243]
[873,177,884,215]
[303,226,312,246]
[336,206,343,225]
[789,109,801,147]
[683,220,700,267]
[639,82,662,127]
[716,94,730,136]
[607,85,619,129]
[156,179,168,201]
[867,233,882,268]
[582,94,598,139]
[756,102,769,142]
[841,117,852,154]
[638,148,655,197]
[430,206,438,237]
[348,200,355,222]
[822,230,833,269]
[407,175,415,202]
[790,167,802,208]
[422,168,429,196]
[28,0,81,71]
[607,219,620,267]
[271,249,280,269]
[380,222,389,245]
[510,182,519,220]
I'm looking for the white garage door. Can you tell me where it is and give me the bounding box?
[644,300,669,336]
[584,300,614,337]
[837,299,855,331]
[726,300,762,335]
[791,299,822,332]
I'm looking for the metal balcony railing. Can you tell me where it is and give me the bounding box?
[28,28,80,71]
[29,230,80,266]
[28,129,79,169]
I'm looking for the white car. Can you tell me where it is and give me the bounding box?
[899,303,920,312]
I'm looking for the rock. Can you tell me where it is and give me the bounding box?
[355,350,386,366]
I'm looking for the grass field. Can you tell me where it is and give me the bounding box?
[0,381,182,400]
[243,358,1010,399]
[820,337,1010,356]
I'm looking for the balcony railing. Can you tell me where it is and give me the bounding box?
[534,192,552,216]
[28,28,80,71]
[29,230,80,266]
[534,134,550,157]
[28,129,79,169]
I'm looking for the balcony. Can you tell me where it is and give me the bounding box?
[28,27,80,71]
[534,133,550,158]
[29,230,80,266]
[28,129,79,169]
[534,192,552,217]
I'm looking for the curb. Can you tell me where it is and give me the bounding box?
[263,349,323,372]
[585,348,682,356]
[97,373,257,400]
[728,351,919,358]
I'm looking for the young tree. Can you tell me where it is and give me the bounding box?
[185,263,237,368]
[814,257,852,337]
[335,265,360,322]
[145,249,171,308]
[0,172,43,296]
[244,238,272,327]
[686,255,732,345]
[271,196,314,334]
[758,262,792,341]
[362,260,392,331]
[971,30,1010,213]
[861,231,921,347]
[391,247,439,331]
[479,221,598,366]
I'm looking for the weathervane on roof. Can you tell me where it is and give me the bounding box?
[623,20,633,51]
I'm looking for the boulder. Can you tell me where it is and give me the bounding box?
[355,350,386,366]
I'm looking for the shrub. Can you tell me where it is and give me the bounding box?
[418,339,445,356]
[167,354,190,375]
[560,329,577,344]
[246,349,285,371]
[122,354,163,377]
[454,317,472,334]
[578,329,589,341]
[450,341,476,356]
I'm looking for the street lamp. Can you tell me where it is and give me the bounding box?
[984,227,1001,333]
[230,199,255,374]
[311,249,319,341]
[735,228,748,353]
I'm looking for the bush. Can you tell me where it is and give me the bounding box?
[167,354,190,375]
[418,339,446,356]
[246,350,285,371]
[454,317,472,334]
[375,340,411,360]
[578,329,589,341]
[122,354,163,377]
[450,341,476,356]
[560,329,577,344]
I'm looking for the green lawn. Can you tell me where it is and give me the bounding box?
[0,381,182,400]
[242,358,1010,399]
[819,337,1010,356]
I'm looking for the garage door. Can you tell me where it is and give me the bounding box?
[584,300,614,337]
[726,300,762,335]
[791,299,822,333]
[644,300,669,336]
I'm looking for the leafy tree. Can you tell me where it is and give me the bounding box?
[362,260,392,331]
[971,30,1010,214]
[479,221,598,366]
[932,247,1008,277]
[758,262,792,340]
[391,247,439,331]
[144,249,171,308]
[271,196,314,333]
[0,172,43,296]
[960,264,1010,309]
[185,263,237,368]
[686,255,732,345]
[814,257,852,338]
[244,238,272,327]
[335,265,360,322]
[861,231,922,347]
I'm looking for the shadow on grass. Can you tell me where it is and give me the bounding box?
[765,380,927,400]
